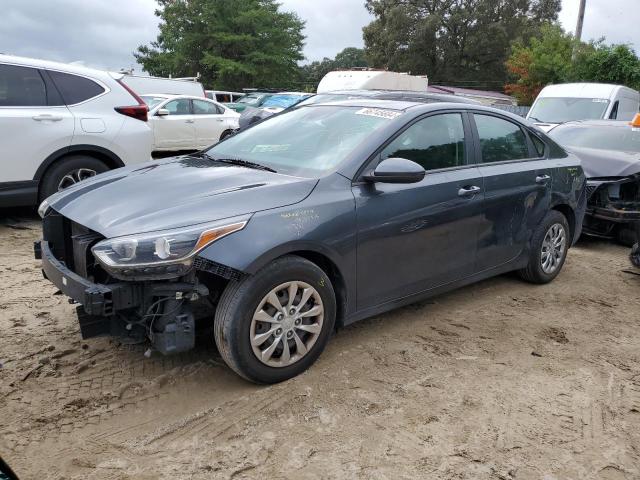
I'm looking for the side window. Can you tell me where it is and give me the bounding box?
[380,113,466,170]
[474,114,529,163]
[192,99,222,115]
[0,64,47,106]
[531,134,546,157]
[618,98,640,120]
[48,71,105,105]
[609,101,619,120]
[163,99,192,115]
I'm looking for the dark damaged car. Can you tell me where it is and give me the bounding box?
[36,100,586,384]
[549,116,640,244]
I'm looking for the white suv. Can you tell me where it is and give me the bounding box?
[0,55,153,207]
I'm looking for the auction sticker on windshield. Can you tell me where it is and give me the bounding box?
[355,108,402,120]
[251,144,290,153]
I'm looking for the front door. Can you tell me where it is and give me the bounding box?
[470,113,552,271]
[354,112,484,310]
[152,98,196,150]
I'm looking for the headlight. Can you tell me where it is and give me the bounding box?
[92,216,249,269]
[37,199,51,218]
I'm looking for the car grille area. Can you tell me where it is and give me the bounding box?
[42,211,104,281]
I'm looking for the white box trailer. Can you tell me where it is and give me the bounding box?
[120,74,206,97]
[317,70,428,93]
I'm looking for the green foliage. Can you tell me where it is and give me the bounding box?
[136,0,305,90]
[506,25,640,104]
[298,47,369,89]
[362,0,561,90]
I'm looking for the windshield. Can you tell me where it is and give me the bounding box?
[550,125,640,153]
[206,105,398,177]
[237,93,268,106]
[262,94,308,109]
[140,95,167,109]
[528,97,609,123]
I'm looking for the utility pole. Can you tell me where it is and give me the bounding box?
[575,0,586,41]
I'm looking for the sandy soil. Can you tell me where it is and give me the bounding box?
[2,209,640,479]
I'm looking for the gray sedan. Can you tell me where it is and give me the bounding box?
[37,99,586,383]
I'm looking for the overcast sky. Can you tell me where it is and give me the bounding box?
[0,0,638,72]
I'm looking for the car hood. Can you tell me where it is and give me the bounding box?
[569,146,640,178]
[47,156,318,238]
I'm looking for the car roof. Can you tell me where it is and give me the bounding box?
[312,89,481,105]
[0,53,119,81]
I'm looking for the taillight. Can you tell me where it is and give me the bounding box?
[115,78,148,122]
[114,105,148,122]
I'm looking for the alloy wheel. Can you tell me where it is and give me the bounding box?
[250,281,324,368]
[57,168,97,191]
[541,222,566,274]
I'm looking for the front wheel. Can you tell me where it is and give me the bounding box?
[39,155,109,201]
[214,256,336,384]
[519,210,570,284]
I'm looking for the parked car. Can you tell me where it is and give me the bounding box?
[141,94,239,151]
[548,115,640,244]
[224,91,274,112]
[0,54,153,207]
[237,92,312,129]
[36,100,585,384]
[205,90,245,103]
[120,74,205,97]
[527,83,640,132]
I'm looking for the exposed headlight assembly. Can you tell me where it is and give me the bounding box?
[92,216,249,275]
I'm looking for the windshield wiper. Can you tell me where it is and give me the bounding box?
[200,153,277,173]
[528,116,546,123]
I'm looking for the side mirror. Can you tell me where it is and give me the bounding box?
[364,158,426,184]
[156,108,170,116]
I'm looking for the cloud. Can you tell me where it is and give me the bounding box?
[1,0,637,74]
[559,0,639,51]
[0,0,159,71]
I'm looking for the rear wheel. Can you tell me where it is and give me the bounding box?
[519,210,570,284]
[40,155,109,201]
[219,129,234,141]
[214,256,336,384]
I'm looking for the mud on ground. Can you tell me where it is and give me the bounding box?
[1,210,640,479]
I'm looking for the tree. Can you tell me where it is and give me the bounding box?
[362,0,561,90]
[505,24,575,104]
[136,0,305,90]
[298,47,369,89]
[505,25,640,104]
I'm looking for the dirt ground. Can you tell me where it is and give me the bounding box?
[2,209,640,480]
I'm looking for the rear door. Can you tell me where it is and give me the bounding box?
[0,63,74,182]
[354,111,484,309]
[470,112,552,271]
[152,98,196,150]
[191,99,227,146]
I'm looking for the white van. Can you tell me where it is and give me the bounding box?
[527,83,640,131]
[205,90,245,103]
[317,70,428,94]
[120,74,205,97]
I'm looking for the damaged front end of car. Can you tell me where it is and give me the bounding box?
[583,173,640,241]
[35,208,248,355]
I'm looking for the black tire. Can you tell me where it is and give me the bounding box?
[39,155,109,201]
[518,210,570,284]
[219,129,233,141]
[214,255,336,384]
[616,226,637,247]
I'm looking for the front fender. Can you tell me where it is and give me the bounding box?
[197,173,359,314]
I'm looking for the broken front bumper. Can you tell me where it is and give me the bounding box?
[37,240,143,317]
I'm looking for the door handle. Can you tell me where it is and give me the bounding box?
[458,185,482,197]
[536,174,551,185]
[32,114,63,122]
[185,119,195,123]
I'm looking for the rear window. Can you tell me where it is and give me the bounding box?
[48,71,105,105]
[0,64,47,106]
